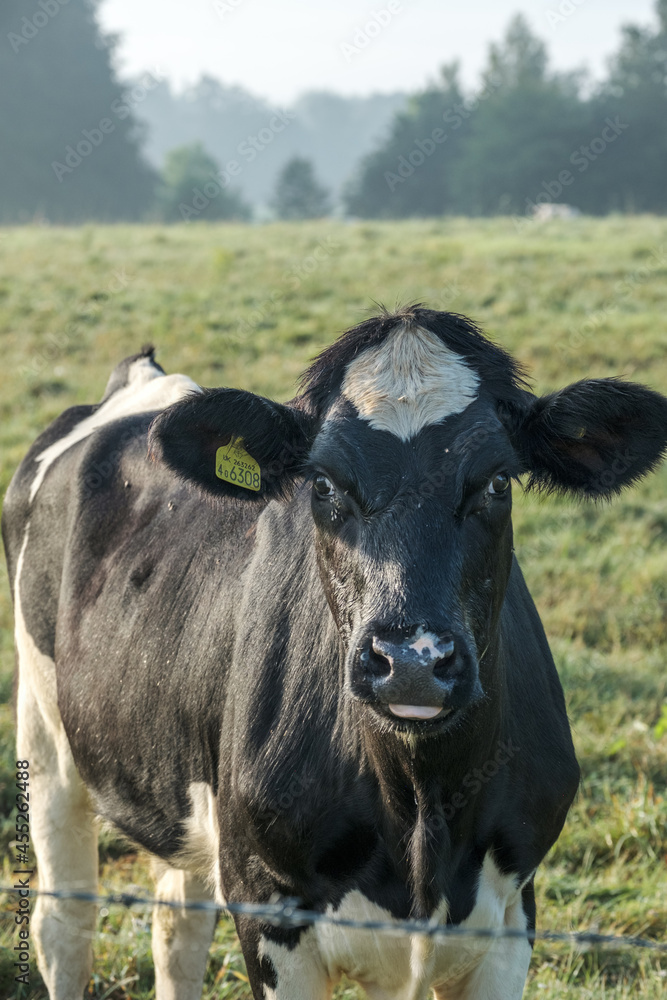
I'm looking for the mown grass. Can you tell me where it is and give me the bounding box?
[0,217,665,998]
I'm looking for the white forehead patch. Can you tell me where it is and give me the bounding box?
[341,323,480,441]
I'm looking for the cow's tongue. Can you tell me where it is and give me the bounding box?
[388,704,442,720]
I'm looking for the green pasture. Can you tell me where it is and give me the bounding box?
[0,217,665,998]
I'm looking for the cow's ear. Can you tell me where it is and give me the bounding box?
[149,388,316,501]
[505,379,667,498]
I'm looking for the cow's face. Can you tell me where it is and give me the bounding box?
[308,413,516,731]
[305,327,519,732]
[151,309,667,735]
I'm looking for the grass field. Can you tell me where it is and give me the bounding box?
[0,217,665,999]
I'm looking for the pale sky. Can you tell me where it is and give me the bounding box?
[99,0,658,103]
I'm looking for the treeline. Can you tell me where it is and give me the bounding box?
[345,5,667,217]
[0,0,155,223]
[1,0,666,222]
[137,78,405,206]
[0,0,401,223]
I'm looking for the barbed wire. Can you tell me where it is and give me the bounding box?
[1,884,666,952]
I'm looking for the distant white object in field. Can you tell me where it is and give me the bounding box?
[531,203,581,221]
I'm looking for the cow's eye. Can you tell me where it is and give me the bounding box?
[488,473,510,495]
[313,474,335,498]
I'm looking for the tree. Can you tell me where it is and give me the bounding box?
[658,0,667,32]
[343,65,469,218]
[584,0,667,212]
[483,13,548,89]
[271,157,331,219]
[341,6,667,219]
[454,15,589,215]
[156,143,251,222]
[0,0,156,222]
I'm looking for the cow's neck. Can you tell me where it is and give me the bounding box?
[358,665,504,918]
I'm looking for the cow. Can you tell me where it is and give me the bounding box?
[4,306,667,1000]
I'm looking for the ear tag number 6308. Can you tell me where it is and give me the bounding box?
[215,438,261,492]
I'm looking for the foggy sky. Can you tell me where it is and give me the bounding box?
[100,0,658,103]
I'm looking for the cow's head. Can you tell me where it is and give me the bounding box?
[150,308,667,735]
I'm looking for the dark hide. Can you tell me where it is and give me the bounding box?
[502,377,667,496]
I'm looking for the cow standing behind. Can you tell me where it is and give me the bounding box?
[4,307,667,1000]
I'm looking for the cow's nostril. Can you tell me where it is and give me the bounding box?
[440,638,456,659]
[364,641,392,678]
[432,639,457,680]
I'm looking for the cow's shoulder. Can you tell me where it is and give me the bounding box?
[495,557,581,849]
[3,349,202,645]
[3,403,95,579]
[10,348,199,517]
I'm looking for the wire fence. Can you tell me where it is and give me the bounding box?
[2,884,666,953]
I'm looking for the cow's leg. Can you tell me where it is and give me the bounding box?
[151,862,217,1000]
[462,941,531,999]
[16,628,98,999]
[434,941,531,999]
[433,895,532,1000]
[237,920,332,1000]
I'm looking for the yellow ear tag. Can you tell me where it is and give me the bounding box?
[215,438,261,492]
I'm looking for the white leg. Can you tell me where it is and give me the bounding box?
[244,929,331,1000]
[446,941,531,999]
[152,863,217,1000]
[460,893,532,999]
[434,896,532,1000]
[16,621,98,1000]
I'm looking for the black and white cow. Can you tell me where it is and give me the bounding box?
[4,307,667,1000]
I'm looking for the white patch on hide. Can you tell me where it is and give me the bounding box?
[29,357,201,501]
[258,852,530,999]
[258,931,329,1000]
[341,323,479,441]
[408,629,446,660]
[14,526,99,999]
[432,853,531,999]
[173,782,225,905]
